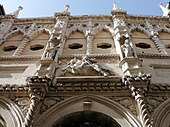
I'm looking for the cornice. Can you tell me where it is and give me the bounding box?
[13,17,55,24]
[68,14,112,23]
[126,14,170,24]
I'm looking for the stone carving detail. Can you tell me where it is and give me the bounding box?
[26,76,51,84]
[109,96,137,116]
[50,82,125,92]
[146,96,167,117]
[150,83,170,91]
[9,6,23,18]
[61,56,115,76]
[24,76,49,127]
[123,73,151,86]
[112,2,122,11]
[12,97,31,117]
[86,21,94,55]
[39,96,65,114]
[0,20,13,44]
[158,2,170,17]
[113,18,125,28]
[0,84,29,91]
[130,87,152,127]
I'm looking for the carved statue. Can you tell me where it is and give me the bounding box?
[112,2,121,11]
[158,2,170,17]
[121,38,134,57]
[62,4,70,13]
[9,6,23,18]
[45,44,60,59]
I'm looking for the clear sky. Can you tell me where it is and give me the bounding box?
[0,0,169,18]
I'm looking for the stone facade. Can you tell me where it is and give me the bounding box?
[0,3,170,127]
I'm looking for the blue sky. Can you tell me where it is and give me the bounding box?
[1,0,169,18]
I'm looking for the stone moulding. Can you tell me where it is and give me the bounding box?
[0,55,41,60]
[59,54,120,59]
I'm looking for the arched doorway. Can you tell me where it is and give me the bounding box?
[34,95,142,127]
[54,111,121,127]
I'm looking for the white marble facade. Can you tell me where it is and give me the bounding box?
[0,3,170,127]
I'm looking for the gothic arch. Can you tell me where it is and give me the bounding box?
[0,97,24,127]
[152,99,170,127]
[93,25,113,36]
[157,28,170,34]
[29,28,50,41]
[34,94,142,127]
[130,27,150,37]
[65,25,86,38]
[3,30,24,42]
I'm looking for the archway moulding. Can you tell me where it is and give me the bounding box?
[34,94,142,127]
[152,98,170,127]
[0,97,24,127]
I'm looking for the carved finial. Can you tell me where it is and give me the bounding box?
[158,2,170,17]
[63,4,70,13]
[9,6,23,18]
[112,2,121,11]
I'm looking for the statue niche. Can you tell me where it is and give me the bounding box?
[120,37,135,58]
[61,56,115,77]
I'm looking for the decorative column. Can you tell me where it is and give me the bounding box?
[111,3,141,76]
[13,22,36,56]
[24,76,50,127]
[86,21,94,55]
[152,34,167,55]
[145,21,167,55]
[36,5,70,78]
[124,74,152,127]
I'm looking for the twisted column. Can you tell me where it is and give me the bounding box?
[151,35,167,55]
[86,35,93,55]
[131,87,152,127]
[24,93,40,127]
[24,76,50,127]
[13,38,29,56]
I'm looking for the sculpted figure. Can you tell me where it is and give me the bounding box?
[62,56,110,77]
[45,44,60,59]
[121,39,134,57]
[62,57,78,73]
[158,2,170,17]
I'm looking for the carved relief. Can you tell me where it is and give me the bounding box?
[146,96,167,117]
[109,96,137,116]
[39,96,65,114]
[12,97,31,117]
[61,56,115,76]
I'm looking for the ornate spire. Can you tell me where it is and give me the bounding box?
[9,6,23,18]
